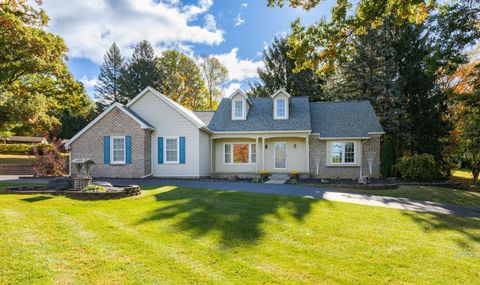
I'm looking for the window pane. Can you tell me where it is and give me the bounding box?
[234,101,243,117]
[166,138,178,162]
[224,144,231,163]
[233,144,249,163]
[251,144,256,163]
[113,150,124,161]
[277,99,285,117]
[345,142,355,163]
[113,138,124,150]
[331,142,343,163]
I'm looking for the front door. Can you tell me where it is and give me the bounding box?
[274,142,287,169]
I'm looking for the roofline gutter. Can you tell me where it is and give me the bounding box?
[210,130,311,134]
[318,137,371,140]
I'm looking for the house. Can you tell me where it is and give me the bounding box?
[66,87,384,179]
[1,136,48,145]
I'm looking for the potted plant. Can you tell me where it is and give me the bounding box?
[260,170,269,180]
[290,170,300,180]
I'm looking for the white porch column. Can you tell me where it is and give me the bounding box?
[255,137,259,172]
[306,135,309,175]
[262,137,265,170]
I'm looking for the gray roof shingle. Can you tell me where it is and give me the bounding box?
[310,101,384,137]
[193,111,215,125]
[208,96,312,132]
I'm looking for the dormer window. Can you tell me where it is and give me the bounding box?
[276,99,286,118]
[233,100,244,119]
[271,89,291,120]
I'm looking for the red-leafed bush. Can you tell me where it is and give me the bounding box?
[33,138,67,176]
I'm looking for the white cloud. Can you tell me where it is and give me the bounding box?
[234,14,245,27]
[241,3,248,8]
[222,82,242,97]
[80,76,97,88]
[40,0,223,64]
[215,48,262,81]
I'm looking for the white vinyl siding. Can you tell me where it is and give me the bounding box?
[129,90,201,177]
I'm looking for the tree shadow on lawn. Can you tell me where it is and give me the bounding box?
[136,187,326,247]
[402,211,480,250]
[20,195,54,203]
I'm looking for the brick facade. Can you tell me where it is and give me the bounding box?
[70,108,152,178]
[309,134,381,179]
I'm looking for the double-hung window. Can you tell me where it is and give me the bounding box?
[233,100,244,119]
[111,136,126,164]
[276,99,286,118]
[224,143,256,164]
[165,137,179,163]
[331,142,355,164]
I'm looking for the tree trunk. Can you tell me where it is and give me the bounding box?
[473,170,479,188]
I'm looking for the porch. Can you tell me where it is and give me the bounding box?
[210,132,310,178]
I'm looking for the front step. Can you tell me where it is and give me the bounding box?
[265,174,289,184]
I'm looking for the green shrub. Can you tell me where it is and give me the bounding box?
[394,154,441,181]
[82,185,106,192]
[0,143,52,155]
[287,178,298,184]
[380,138,396,177]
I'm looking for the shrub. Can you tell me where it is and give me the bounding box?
[287,178,298,184]
[251,176,264,183]
[82,185,106,192]
[0,143,52,155]
[259,170,269,180]
[394,154,441,181]
[32,144,66,176]
[380,138,396,177]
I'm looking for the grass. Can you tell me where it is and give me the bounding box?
[0,154,35,165]
[323,185,480,208]
[0,183,479,284]
[0,182,46,192]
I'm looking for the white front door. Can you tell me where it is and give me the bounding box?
[274,142,287,169]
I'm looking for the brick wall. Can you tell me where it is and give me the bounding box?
[70,108,151,178]
[309,134,381,179]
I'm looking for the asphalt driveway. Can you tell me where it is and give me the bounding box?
[2,176,480,217]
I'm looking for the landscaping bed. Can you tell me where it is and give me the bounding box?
[4,185,141,200]
[304,178,464,190]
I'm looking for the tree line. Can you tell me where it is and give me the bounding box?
[95,41,228,112]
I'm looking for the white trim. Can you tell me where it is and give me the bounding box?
[110,136,126,165]
[164,136,180,164]
[319,137,370,140]
[65,103,154,149]
[368,132,385,135]
[213,130,311,134]
[127,86,206,128]
[270,88,292,98]
[223,143,256,165]
[228,89,252,105]
[273,141,288,169]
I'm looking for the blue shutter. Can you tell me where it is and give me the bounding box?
[103,136,110,164]
[158,137,164,164]
[179,136,186,164]
[125,136,132,164]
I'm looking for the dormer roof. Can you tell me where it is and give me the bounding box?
[228,89,252,105]
[270,89,291,99]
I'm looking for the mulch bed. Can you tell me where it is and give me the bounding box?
[5,185,141,200]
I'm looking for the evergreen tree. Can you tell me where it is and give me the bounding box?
[249,36,324,99]
[119,40,160,100]
[95,43,125,109]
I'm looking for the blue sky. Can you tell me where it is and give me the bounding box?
[41,0,334,98]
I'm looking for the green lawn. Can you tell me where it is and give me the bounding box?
[322,185,480,208]
[0,184,479,284]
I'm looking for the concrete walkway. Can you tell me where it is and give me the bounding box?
[2,176,480,217]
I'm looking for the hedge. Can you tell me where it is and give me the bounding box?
[395,154,441,181]
[0,143,53,155]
